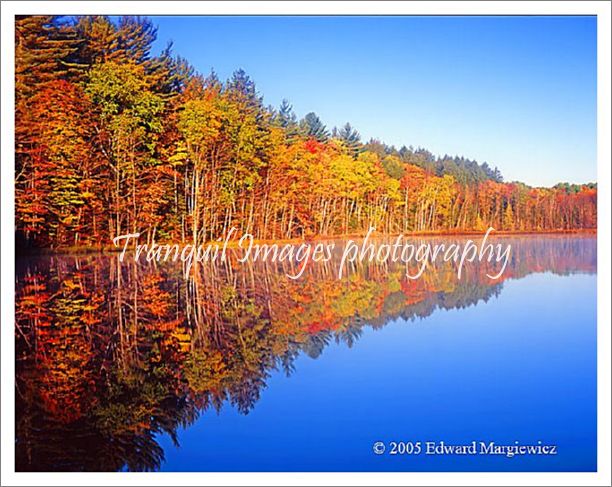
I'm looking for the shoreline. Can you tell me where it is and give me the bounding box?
[16,229,597,257]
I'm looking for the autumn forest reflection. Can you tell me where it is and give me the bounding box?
[15,236,596,472]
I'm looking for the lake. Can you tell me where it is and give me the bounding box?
[15,235,597,472]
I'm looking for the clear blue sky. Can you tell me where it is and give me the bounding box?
[150,16,596,187]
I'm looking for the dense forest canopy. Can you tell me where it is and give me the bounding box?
[15,16,597,249]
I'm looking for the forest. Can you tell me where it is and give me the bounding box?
[15,16,598,250]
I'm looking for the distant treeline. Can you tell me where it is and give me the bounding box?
[15,16,597,249]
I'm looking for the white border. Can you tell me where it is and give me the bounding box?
[1,2,610,486]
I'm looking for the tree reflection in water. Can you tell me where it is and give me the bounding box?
[15,236,596,471]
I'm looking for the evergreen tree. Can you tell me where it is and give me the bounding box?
[74,16,121,65]
[116,16,157,65]
[274,99,299,139]
[226,68,262,113]
[299,112,329,142]
[336,122,362,159]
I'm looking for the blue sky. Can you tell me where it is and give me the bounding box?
[151,16,596,187]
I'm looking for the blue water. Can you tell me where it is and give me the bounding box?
[157,271,597,471]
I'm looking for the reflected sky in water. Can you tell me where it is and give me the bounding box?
[15,236,596,471]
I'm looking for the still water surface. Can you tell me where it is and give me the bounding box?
[15,235,596,471]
